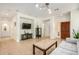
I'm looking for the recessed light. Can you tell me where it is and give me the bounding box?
[35,4,39,8]
[48,9,52,14]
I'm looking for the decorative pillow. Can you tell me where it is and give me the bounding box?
[50,46,77,55]
[59,41,77,52]
[66,39,77,44]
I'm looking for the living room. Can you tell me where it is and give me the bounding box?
[0,3,79,55]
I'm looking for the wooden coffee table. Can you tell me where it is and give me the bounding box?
[33,39,57,55]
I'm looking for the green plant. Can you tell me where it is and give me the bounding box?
[73,29,79,39]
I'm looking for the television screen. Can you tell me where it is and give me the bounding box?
[22,23,31,29]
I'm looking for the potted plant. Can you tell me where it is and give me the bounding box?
[73,29,79,39]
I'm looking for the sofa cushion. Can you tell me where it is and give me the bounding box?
[66,39,77,44]
[50,46,77,55]
[59,41,77,52]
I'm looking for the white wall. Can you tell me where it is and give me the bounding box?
[16,11,71,41]
[42,17,57,39]
[70,9,79,38]
[0,18,16,38]
[43,20,50,37]
[42,13,70,39]
[33,17,44,38]
[0,20,10,37]
[50,17,57,39]
[20,17,34,35]
[53,13,70,39]
[11,16,17,40]
[16,12,42,42]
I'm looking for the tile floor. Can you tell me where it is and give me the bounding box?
[0,37,61,55]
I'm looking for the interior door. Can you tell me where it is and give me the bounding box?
[61,22,70,39]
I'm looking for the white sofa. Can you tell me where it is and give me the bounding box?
[50,39,79,55]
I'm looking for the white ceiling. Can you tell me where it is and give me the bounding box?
[0,3,78,18]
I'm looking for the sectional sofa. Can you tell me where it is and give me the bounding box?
[50,38,79,55]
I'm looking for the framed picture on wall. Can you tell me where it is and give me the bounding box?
[2,24,9,32]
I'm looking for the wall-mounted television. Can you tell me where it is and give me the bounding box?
[22,23,31,29]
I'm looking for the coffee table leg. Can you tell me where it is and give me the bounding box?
[56,41,57,48]
[43,50,46,55]
[33,45,35,55]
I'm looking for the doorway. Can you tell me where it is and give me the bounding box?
[44,20,50,38]
[61,21,70,39]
